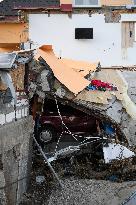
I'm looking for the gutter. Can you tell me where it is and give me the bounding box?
[13,6,61,11]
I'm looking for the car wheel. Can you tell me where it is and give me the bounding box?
[40,127,55,143]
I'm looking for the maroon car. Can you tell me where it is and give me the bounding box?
[38,99,97,144]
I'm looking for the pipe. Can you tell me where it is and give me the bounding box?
[33,135,63,188]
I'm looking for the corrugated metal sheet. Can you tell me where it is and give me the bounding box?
[0,53,16,69]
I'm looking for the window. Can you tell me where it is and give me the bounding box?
[75,28,93,39]
[73,0,101,7]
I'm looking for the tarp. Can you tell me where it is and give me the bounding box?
[35,45,93,95]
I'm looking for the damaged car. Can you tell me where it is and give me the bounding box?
[37,98,98,144]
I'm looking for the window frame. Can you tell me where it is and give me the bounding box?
[73,0,101,8]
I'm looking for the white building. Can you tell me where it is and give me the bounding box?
[29,13,136,67]
[10,0,136,67]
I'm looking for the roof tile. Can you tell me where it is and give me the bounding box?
[0,0,60,16]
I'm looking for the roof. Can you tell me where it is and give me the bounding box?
[0,0,60,16]
[35,45,92,95]
[0,0,134,16]
[60,58,98,77]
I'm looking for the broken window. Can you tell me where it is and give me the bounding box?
[73,0,100,7]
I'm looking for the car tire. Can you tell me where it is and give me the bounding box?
[40,127,55,144]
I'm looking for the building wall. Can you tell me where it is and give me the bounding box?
[0,23,28,44]
[0,116,33,205]
[101,0,133,6]
[60,0,134,6]
[29,13,136,67]
[60,0,72,4]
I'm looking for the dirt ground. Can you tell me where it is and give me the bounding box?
[20,151,136,205]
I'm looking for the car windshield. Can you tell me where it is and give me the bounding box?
[43,99,86,116]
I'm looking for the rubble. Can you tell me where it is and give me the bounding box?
[0,44,136,204]
[103,143,135,163]
[28,45,136,148]
[20,152,136,205]
[36,176,46,184]
[0,49,34,126]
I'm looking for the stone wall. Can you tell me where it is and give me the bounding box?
[0,116,33,205]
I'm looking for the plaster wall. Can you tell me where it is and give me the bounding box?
[29,13,136,67]
[101,0,133,6]
[0,23,28,44]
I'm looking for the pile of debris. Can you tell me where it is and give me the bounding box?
[26,45,136,165]
[0,50,34,125]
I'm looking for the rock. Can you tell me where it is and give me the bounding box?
[36,175,46,184]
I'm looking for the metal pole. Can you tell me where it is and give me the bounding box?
[33,135,63,188]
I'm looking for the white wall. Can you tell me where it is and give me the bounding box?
[29,14,136,67]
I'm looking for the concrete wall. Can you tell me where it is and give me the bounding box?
[0,116,33,205]
[29,13,136,67]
